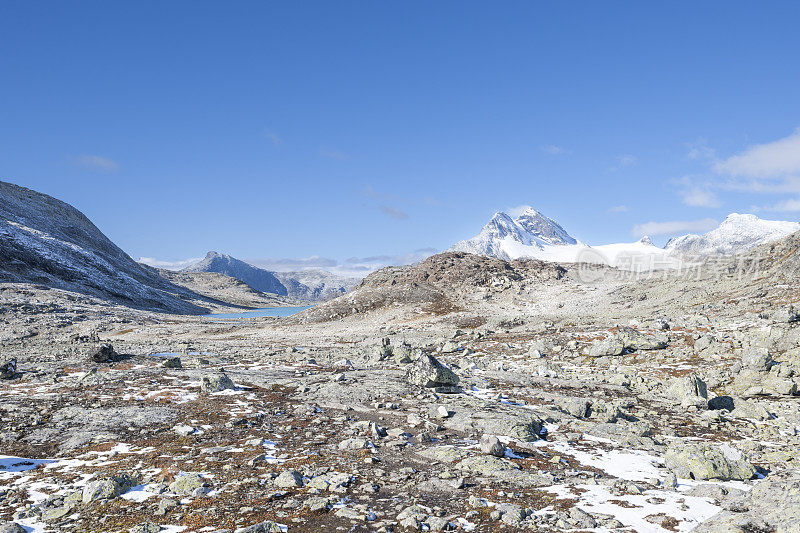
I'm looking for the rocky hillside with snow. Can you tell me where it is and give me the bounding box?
[666,213,800,256]
[184,251,358,301]
[0,181,207,313]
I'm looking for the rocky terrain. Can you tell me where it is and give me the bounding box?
[3,235,800,532]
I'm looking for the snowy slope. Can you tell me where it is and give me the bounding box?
[184,251,358,301]
[0,181,206,313]
[665,213,800,256]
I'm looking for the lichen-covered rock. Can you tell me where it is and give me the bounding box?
[274,470,303,488]
[667,374,708,407]
[406,354,459,388]
[168,472,209,495]
[200,372,235,392]
[457,455,519,475]
[129,523,161,533]
[89,343,117,363]
[82,474,136,503]
[588,337,625,357]
[617,326,668,350]
[664,443,755,481]
[696,471,800,532]
[234,520,283,533]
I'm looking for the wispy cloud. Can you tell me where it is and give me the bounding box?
[319,147,350,160]
[264,128,283,146]
[686,139,717,162]
[759,197,800,212]
[715,129,800,178]
[674,176,721,208]
[74,155,119,172]
[631,218,718,237]
[609,154,637,172]
[608,205,629,213]
[138,257,202,270]
[541,144,569,155]
[379,205,409,220]
[246,256,339,271]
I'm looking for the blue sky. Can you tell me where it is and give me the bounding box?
[2,1,800,275]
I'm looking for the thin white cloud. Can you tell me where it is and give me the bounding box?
[686,139,717,162]
[631,218,718,238]
[138,257,202,270]
[608,205,629,213]
[541,144,569,155]
[264,129,283,146]
[759,197,800,212]
[674,176,721,208]
[319,147,349,160]
[379,205,409,220]
[74,155,119,172]
[680,186,720,208]
[246,256,339,272]
[610,154,637,171]
[714,128,800,178]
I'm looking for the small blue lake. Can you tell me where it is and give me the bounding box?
[204,306,312,320]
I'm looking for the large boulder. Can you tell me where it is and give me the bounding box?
[696,471,800,532]
[588,337,625,357]
[406,354,459,388]
[617,326,668,350]
[82,474,136,503]
[89,343,118,363]
[200,372,235,393]
[664,443,756,481]
[667,374,708,407]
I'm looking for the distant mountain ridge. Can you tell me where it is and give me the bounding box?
[665,213,800,256]
[183,251,358,301]
[0,180,206,313]
[450,207,800,267]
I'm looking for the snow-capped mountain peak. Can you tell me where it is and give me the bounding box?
[450,208,580,260]
[665,213,800,256]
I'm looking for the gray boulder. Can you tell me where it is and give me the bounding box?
[234,521,283,533]
[588,337,625,357]
[696,471,800,532]
[479,435,506,457]
[82,474,137,503]
[406,354,459,388]
[0,523,26,533]
[664,443,755,481]
[201,372,235,392]
[89,343,117,363]
[667,374,708,407]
